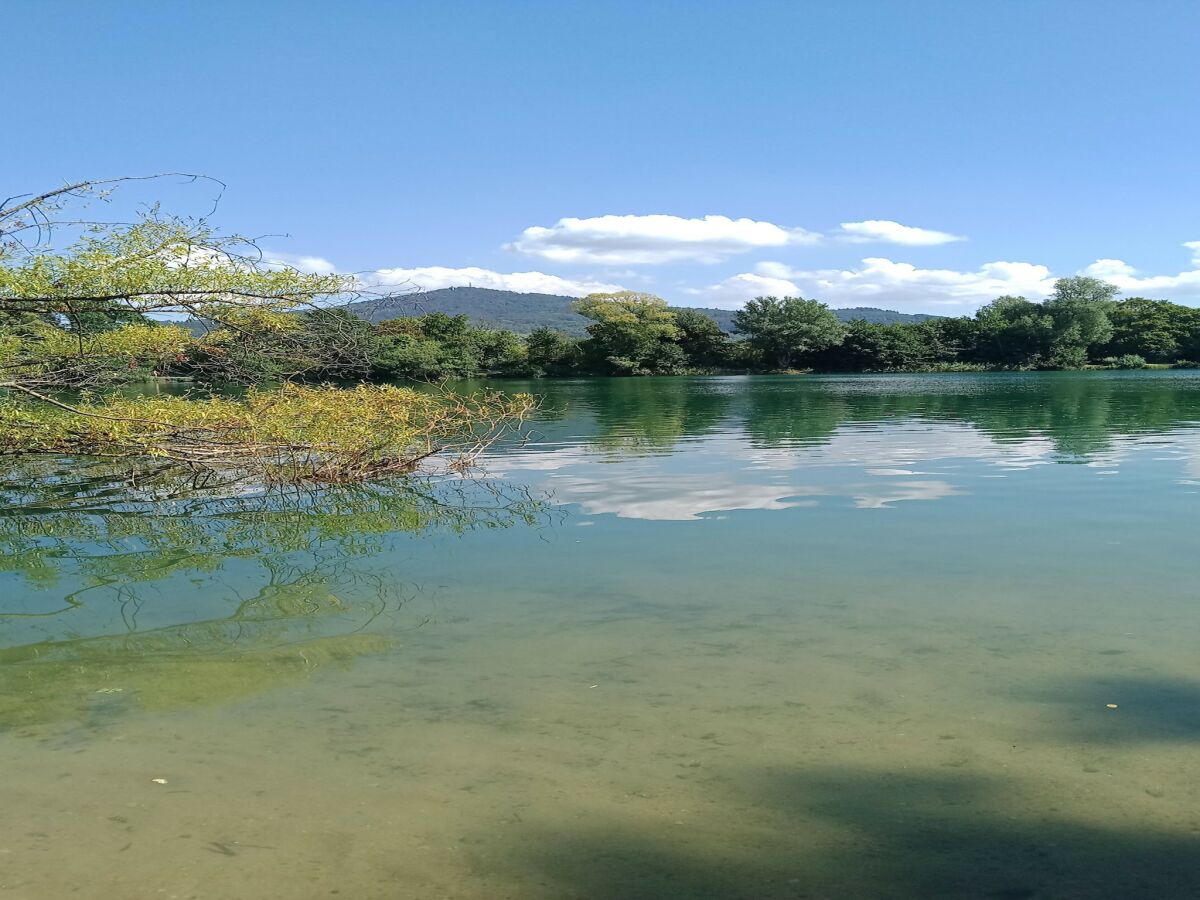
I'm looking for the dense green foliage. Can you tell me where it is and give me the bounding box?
[572,291,684,374]
[342,278,1200,378]
[32,274,1179,384]
[0,178,535,487]
[370,312,527,380]
[732,296,847,369]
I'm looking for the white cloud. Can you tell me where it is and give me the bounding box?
[1081,242,1200,298]
[261,251,339,275]
[837,220,965,246]
[690,258,1057,311]
[754,260,799,279]
[508,214,821,265]
[797,258,1056,305]
[364,265,623,297]
[684,271,801,308]
[1083,258,1137,279]
[248,239,1200,315]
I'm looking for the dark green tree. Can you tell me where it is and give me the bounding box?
[525,327,582,376]
[1041,276,1116,368]
[472,327,528,375]
[1098,298,1199,362]
[672,307,730,369]
[928,315,981,363]
[367,314,527,379]
[973,296,1055,368]
[732,296,846,369]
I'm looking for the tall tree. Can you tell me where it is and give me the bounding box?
[1042,276,1116,368]
[816,320,956,371]
[525,327,581,376]
[672,307,729,368]
[573,291,681,374]
[974,295,1055,367]
[1098,297,1198,362]
[732,296,845,369]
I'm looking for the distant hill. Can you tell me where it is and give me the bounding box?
[341,287,936,335]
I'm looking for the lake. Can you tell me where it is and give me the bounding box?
[3,372,1200,899]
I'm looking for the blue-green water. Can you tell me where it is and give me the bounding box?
[3,373,1200,898]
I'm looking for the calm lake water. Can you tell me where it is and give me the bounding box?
[3,372,1200,899]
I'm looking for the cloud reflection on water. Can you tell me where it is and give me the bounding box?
[487,375,1200,521]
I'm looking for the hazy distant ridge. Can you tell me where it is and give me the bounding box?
[342,287,936,334]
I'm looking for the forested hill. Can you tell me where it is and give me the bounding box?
[340,286,935,335]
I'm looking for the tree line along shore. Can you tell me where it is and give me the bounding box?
[176,281,1200,381]
[3,176,1196,494]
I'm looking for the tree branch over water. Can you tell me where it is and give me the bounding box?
[0,176,534,490]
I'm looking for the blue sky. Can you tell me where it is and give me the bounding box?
[9,0,1200,312]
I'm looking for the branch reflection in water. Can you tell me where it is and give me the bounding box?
[0,457,546,728]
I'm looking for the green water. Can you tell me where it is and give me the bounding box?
[3,372,1200,899]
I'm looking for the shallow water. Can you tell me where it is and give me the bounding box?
[3,372,1200,899]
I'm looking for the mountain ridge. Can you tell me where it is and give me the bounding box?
[341,286,937,335]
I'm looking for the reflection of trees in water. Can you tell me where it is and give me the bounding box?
[584,379,734,454]
[739,381,850,447]
[947,376,1200,459]
[0,597,396,730]
[497,377,733,454]
[566,375,1200,461]
[0,460,544,728]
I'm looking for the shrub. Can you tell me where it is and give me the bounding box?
[1102,354,1149,369]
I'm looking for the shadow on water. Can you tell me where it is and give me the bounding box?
[1024,676,1200,744]
[500,765,1200,900]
